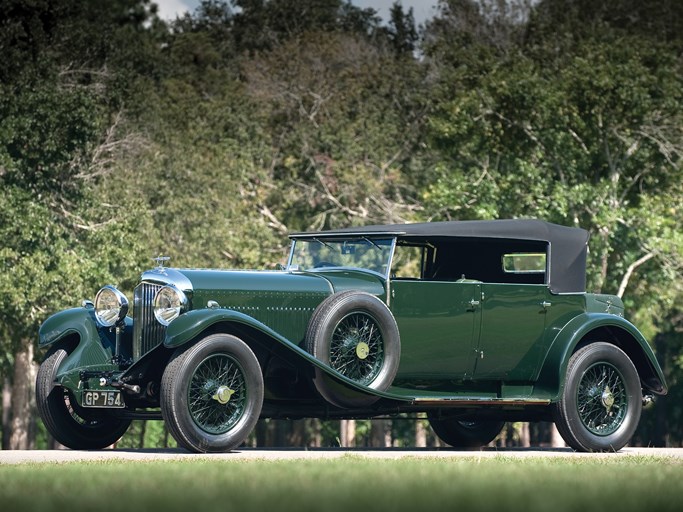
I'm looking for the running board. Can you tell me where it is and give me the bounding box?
[410,397,550,407]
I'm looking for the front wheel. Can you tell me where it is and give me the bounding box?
[36,347,131,449]
[553,342,642,452]
[161,334,264,453]
[427,413,505,449]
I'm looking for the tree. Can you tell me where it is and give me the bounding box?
[241,30,428,232]
[422,0,683,444]
[0,0,158,449]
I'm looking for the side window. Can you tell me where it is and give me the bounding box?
[391,244,425,279]
[502,253,547,274]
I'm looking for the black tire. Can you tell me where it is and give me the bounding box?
[35,347,131,449]
[428,414,505,449]
[160,334,264,453]
[305,291,400,408]
[553,342,642,452]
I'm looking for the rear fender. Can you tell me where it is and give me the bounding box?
[535,313,667,400]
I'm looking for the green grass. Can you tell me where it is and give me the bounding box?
[1,455,682,512]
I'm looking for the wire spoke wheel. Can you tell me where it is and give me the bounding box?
[188,353,247,435]
[329,311,384,385]
[305,291,401,408]
[577,362,627,436]
[553,342,642,452]
[161,334,263,453]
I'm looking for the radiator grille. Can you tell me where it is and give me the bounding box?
[132,282,166,361]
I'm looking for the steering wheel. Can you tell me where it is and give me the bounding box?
[313,261,336,268]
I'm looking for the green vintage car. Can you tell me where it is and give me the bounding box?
[36,219,667,452]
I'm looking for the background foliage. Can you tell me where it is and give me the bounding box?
[1,0,681,448]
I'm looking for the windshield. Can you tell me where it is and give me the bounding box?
[288,238,394,277]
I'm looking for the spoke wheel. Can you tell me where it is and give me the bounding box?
[161,334,263,453]
[553,342,642,452]
[306,291,400,408]
[576,362,628,436]
[35,347,131,449]
[188,354,248,435]
[329,311,384,385]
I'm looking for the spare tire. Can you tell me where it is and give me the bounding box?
[305,291,400,408]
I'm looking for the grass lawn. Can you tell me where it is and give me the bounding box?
[1,455,681,512]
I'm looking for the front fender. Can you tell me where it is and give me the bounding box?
[535,312,668,401]
[39,307,101,348]
[37,308,126,380]
[164,308,410,402]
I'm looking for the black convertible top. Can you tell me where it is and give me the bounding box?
[291,219,590,293]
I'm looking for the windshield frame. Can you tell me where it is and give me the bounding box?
[286,236,397,280]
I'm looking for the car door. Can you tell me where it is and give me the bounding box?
[472,283,550,381]
[389,280,481,380]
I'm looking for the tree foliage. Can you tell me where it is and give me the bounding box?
[1,0,681,448]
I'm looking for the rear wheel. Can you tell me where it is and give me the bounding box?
[161,334,264,453]
[427,413,505,449]
[36,347,131,449]
[553,342,642,452]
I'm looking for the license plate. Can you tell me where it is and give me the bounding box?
[82,390,125,408]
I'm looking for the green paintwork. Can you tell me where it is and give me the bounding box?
[39,307,101,348]
[172,269,384,344]
[534,310,667,400]
[38,308,121,373]
[37,307,129,407]
[163,307,408,401]
[37,235,667,416]
[391,280,480,379]
[475,284,549,381]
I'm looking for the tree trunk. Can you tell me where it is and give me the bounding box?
[9,341,36,450]
[549,423,565,447]
[289,419,306,446]
[370,419,391,447]
[519,422,530,447]
[2,375,11,450]
[339,419,356,447]
[255,419,268,447]
[415,419,427,447]
[309,419,322,448]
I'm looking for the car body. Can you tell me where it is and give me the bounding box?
[36,219,667,452]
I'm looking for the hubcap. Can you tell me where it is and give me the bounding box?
[601,386,615,412]
[577,362,627,436]
[356,342,370,359]
[329,312,384,385]
[188,353,247,434]
[212,386,235,405]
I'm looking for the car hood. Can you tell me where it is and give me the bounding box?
[139,267,386,311]
[141,267,330,296]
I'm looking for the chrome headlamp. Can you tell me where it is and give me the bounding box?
[94,285,129,327]
[153,285,188,326]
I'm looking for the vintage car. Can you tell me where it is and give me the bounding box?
[36,219,667,452]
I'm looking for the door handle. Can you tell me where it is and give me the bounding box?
[540,301,552,309]
[468,299,480,310]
